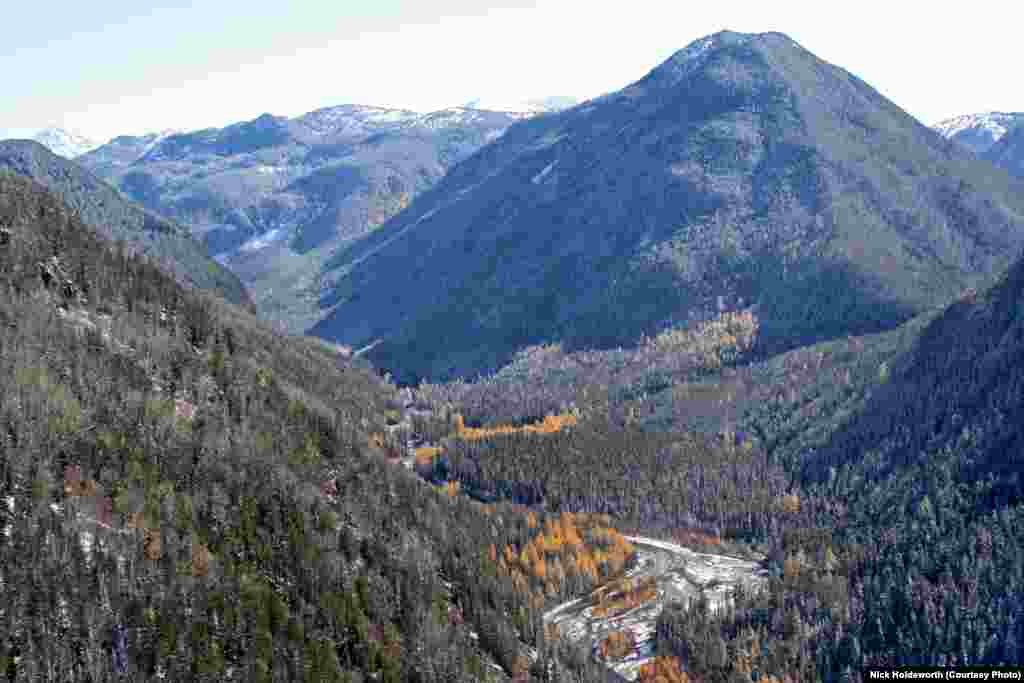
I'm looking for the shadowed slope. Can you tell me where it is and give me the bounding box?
[0,140,251,307]
[313,31,1024,384]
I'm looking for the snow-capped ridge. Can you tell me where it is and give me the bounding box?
[294,104,423,136]
[462,97,550,114]
[31,127,102,159]
[933,112,1024,143]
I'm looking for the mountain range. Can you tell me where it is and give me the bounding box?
[4,27,1024,681]
[76,101,574,329]
[310,31,1024,384]
[932,111,1024,155]
[0,140,251,306]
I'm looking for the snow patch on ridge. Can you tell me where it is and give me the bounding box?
[532,160,557,184]
[295,104,423,135]
[31,127,102,159]
[240,228,286,252]
[933,112,1023,143]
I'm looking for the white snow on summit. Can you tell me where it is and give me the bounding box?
[932,112,1023,143]
[462,96,577,114]
[295,104,423,135]
[462,97,549,114]
[31,127,103,159]
[411,107,526,131]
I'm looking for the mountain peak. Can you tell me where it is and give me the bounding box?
[29,127,102,159]
[638,30,803,93]
[311,31,1024,384]
[663,30,796,62]
[932,112,1024,155]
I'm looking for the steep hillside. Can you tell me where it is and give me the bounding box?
[804,250,1024,501]
[313,31,1024,384]
[932,111,1024,155]
[0,141,251,307]
[0,172,568,681]
[78,105,537,330]
[984,121,1024,178]
[784,248,1024,672]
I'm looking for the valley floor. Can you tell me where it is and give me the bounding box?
[543,536,767,681]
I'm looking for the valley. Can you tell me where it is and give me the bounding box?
[4,15,1024,683]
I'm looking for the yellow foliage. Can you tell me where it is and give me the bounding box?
[591,577,657,617]
[780,494,801,514]
[549,556,565,583]
[637,656,689,683]
[143,527,162,560]
[526,542,541,567]
[452,412,578,441]
[191,539,212,577]
[598,629,636,660]
[414,446,443,464]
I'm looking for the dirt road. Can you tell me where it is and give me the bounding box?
[542,536,767,681]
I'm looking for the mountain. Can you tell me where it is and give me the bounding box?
[933,112,1024,177]
[0,171,559,681]
[0,140,251,306]
[77,104,542,330]
[932,111,1024,155]
[785,245,1024,671]
[75,128,180,176]
[29,127,102,159]
[310,30,1024,384]
[805,248,1024,504]
[983,120,1024,178]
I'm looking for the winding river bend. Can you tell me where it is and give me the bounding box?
[542,536,768,681]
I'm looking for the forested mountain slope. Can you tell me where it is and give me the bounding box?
[785,251,1024,671]
[0,171,586,682]
[0,140,251,308]
[313,30,1024,384]
[77,105,537,330]
[805,248,1024,503]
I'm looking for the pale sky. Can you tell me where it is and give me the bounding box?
[3,0,1022,143]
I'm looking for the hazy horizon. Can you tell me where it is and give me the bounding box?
[4,1,1023,143]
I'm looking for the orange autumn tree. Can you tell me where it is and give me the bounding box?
[637,655,689,683]
[499,512,637,602]
[592,575,658,618]
[598,629,636,660]
[451,411,577,441]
